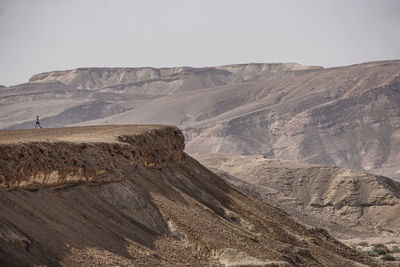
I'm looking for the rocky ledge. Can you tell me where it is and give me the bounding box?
[0,125,185,189]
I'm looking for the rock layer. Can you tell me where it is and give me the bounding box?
[0,125,184,189]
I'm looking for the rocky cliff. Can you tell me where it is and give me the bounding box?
[0,126,378,266]
[0,126,184,189]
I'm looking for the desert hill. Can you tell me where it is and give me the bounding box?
[28,63,320,91]
[0,126,378,266]
[193,154,400,241]
[1,61,400,180]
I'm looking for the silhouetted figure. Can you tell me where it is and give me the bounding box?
[35,115,42,129]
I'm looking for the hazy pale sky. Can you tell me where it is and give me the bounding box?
[0,0,399,86]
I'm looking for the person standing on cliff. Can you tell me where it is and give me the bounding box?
[35,115,42,129]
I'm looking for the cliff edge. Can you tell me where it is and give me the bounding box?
[0,125,184,189]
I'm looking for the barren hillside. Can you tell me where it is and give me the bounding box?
[0,126,378,266]
[193,154,400,239]
[1,61,400,180]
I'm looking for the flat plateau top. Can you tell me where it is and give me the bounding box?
[0,125,170,144]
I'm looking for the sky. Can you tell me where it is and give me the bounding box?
[0,0,399,86]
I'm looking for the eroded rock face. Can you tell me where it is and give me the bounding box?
[0,126,184,189]
[0,126,378,266]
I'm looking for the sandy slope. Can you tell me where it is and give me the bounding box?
[193,154,400,239]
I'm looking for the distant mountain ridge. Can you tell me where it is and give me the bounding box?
[1,60,399,180]
[28,63,321,91]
